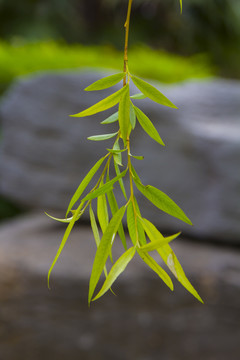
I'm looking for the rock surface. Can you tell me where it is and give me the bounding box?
[0,71,240,242]
[0,213,240,360]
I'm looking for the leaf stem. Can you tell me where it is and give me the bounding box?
[123,0,133,86]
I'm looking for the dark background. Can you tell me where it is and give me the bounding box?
[0,0,239,78]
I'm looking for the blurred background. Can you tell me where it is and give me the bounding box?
[0,1,240,359]
[0,0,240,220]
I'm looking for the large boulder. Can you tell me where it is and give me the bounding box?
[0,71,240,242]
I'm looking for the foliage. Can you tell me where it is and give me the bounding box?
[0,0,238,78]
[0,40,211,94]
[47,0,203,305]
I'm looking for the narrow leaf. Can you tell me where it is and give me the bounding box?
[113,138,122,166]
[101,111,118,124]
[119,84,130,146]
[180,0,183,14]
[83,168,127,202]
[140,218,181,251]
[85,73,125,91]
[88,206,126,303]
[137,249,173,290]
[130,93,146,100]
[45,211,82,223]
[93,247,136,301]
[134,106,165,146]
[97,180,109,234]
[106,179,127,250]
[130,154,144,160]
[48,202,84,288]
[71,86,128,117]
[129,102,136,129]
[89,205,109,278]
[66,155,107,217]
[131,75,177,109]
[127,199,146,246]
[114,162,128,200]
[134,177,192,225]
[87,132,118,141]
[157,244,203,303]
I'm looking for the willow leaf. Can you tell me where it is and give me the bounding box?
[71,86,128,117]
[88,206,126,304]
[113,138,123,166]
[157,244,203,303]
[137,249,173,290]
[130,154,144,160]
[129,102,136,130]
[127,201,136,246]
[48,202,84,288]
[85,73,125,91]
[97,181,109,234]
[106,181,127,250]
[127,199,146,246]
[87,132,118,141]
[130,93,146,100]
[45,211,82,224]
[180,0,183,14]
[134,106,165,146]
[66,155,107,217]
[131,75,177,109]
[114,162,128,200]
[101,112,118,124]
[140,218,181,251]
[83,168,127,201]
[134,177,192,225]
[90,204,109,278]
[93,247,136,301]
[119,84,130,145]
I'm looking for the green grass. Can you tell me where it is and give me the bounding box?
[0,40,213,94]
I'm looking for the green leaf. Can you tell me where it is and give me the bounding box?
[71,86,128,117]
[114,162,128,200]
[83,168,127,202]
[87,132,118,141]
[134,106,165,146]
[45,211,82,223]
[129,102,136,129]
[89,205,109,279]
[137,249,173,290]
[180,0,183,14]
[130,154,144,160]
[101,111,118,124]
[93,247,136,301]
[107,148,126,154]
[118,84,130,146]
[140,218,181,251]
[130,93,146,100]
[48,202,84,288]
[127,199,146,246]
[157,244,203,303]
[131,75,177,109]
[112,138,123,166]
[89,204,101,247]
[131,165,141,183]
[127,201,136,245]
[106,179,127,250]
[134,177,192,225]
[85,73,125,91]
[66,155,107,217]
[97,180,109,234]
[88,206,126,304]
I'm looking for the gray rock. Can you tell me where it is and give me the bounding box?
[0,213,240,360]
[0,71,240,242]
